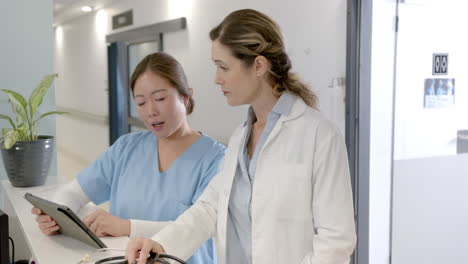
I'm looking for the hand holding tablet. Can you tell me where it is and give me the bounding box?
[24,192,107,248]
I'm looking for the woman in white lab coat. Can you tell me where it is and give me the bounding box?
[126,9,356,264]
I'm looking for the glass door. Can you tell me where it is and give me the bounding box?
[391,1,468,263]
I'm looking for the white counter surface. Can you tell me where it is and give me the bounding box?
[1,180,129,264]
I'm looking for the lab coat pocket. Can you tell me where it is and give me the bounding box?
[271,163,311,220]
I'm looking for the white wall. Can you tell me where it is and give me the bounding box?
[55,0,348,179]
[394,1,468,160]
[0,0,56,180]
[368,1,397,264]
[54,9,110,179]
[0,0,55,260]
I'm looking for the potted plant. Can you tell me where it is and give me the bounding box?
[0,74,65,187]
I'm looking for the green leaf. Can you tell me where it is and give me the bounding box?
[0,114,15,128]
[37,111,67,121]
[2,129,19,149]
[2,128,11,137]
[17,123,25,130]
[29,74,58,118]
[17,123,27,138]
[2,89,28,123]
[18,130,29,141]
[18,122,32,141]
[1,89,27,109]
[33,111,67,126]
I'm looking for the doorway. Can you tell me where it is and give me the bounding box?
[391,1,468,263]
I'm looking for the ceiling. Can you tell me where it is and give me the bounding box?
[53,0,81,13]
[53,0,117,25]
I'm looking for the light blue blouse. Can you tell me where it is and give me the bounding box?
[77,131,225,264]
[226,93,296,264]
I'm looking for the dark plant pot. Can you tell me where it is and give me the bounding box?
[1,136,54,187]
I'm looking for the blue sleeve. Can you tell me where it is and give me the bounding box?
[77,136,127,205]
[191,146,226,204]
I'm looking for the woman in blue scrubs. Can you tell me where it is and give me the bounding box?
[31,52,225,264]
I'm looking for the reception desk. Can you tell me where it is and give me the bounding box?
[0,180,129,264]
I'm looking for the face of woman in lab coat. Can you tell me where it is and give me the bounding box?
[133,70,189,138]
[211,40,262,106]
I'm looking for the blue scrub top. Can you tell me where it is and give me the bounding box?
[77,131,225,264]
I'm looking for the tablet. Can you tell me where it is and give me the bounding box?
[24,192,107,249]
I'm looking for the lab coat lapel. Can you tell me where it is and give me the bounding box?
[260,97,307,155]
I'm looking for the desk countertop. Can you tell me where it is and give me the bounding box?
[1,180,129,264]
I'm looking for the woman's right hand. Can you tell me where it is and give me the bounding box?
[31,207,60,235]
[125,237,165,264]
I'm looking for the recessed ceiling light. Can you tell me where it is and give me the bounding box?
[81,6,93,12]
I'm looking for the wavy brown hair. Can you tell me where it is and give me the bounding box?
[130,52,194,114]
[210,9,318,108]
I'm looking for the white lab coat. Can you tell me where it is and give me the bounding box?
[152,97,356,264]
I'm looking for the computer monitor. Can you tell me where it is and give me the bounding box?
[0,209,9,264]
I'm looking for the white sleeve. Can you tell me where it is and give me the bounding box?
[129,220,171,239]
[51,179,91,213]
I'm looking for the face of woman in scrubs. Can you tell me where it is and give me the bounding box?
[133,70,188,138]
